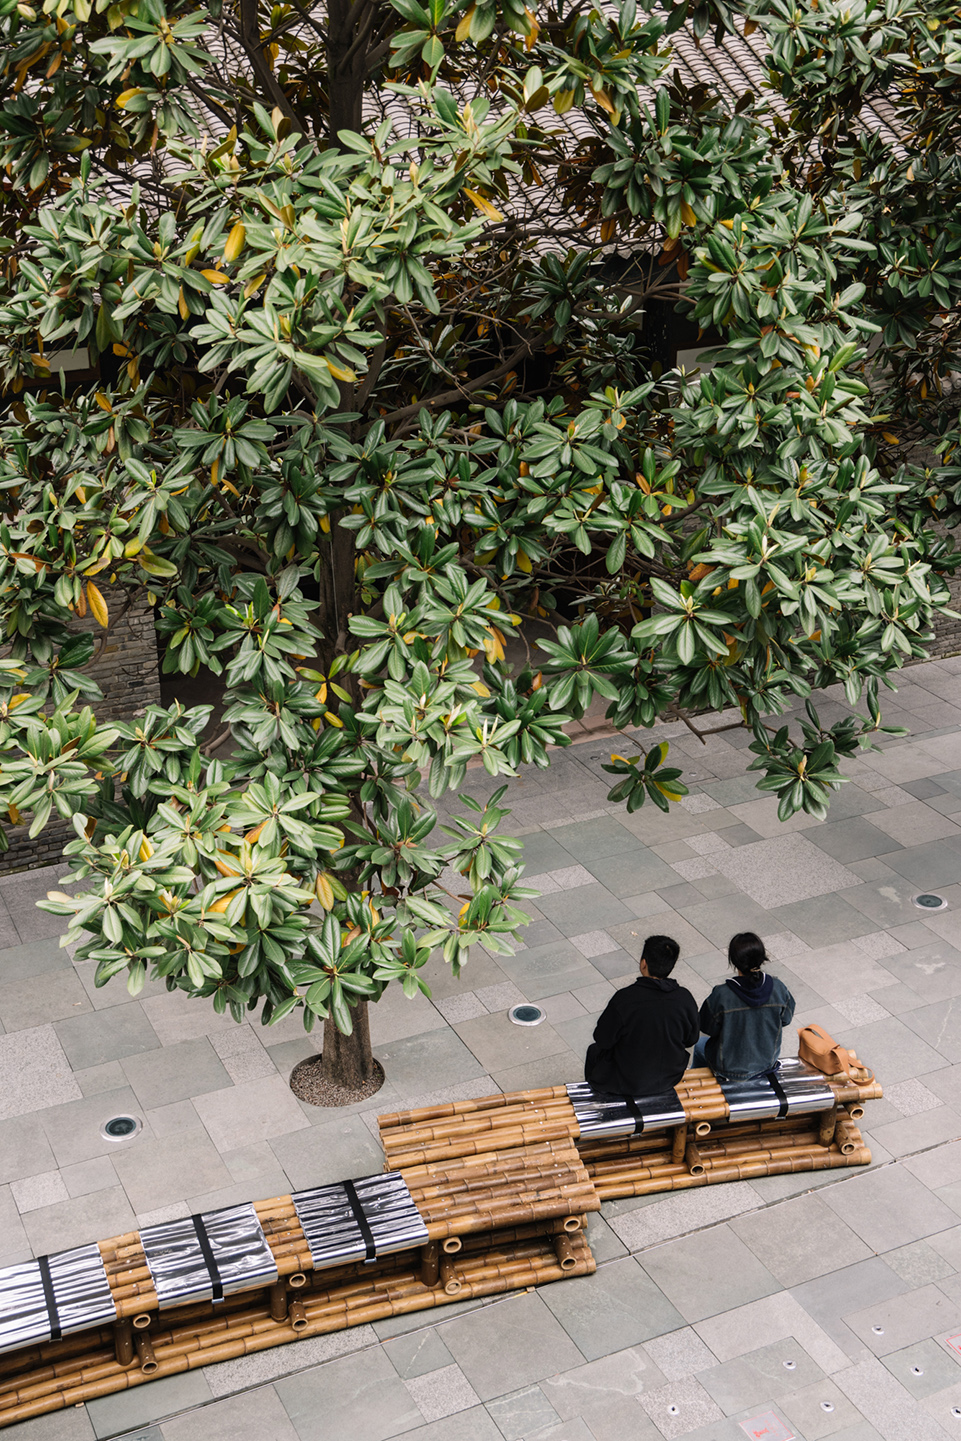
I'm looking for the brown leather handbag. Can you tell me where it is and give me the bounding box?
[797,1023,872,1080]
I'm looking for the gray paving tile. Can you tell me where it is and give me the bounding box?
[697,1338,826,1414]
[55,1004,161,1070]
[867,1107,961,1158]
[0,967,92,1033]
[520,832,590,874]
[384,1330,455,1381]
[113,1126,233,1212]
[708,833,861,909]
[0,1182,29,1265]
[489,1049,582,1092]
[395,1408,503,1441]
[881,1337,961,1400]
[37,1085,149,1167]
[731,1194,873,1289]
[191,1074,310,1152]
[371,1027,486,1098]
[864,800,961,847]
[270,1112,384,1190]
[276,1343,424,1441]
[203,1325,378,1395]
[778,1377,866,1439]
[0,1411,96,1440]
[836,1013,950,1082]
[883,839,961,889]
[833,1349,956,1441]
[404,1363,480,1422]
[484,1384,560,1439]
[138,990,238,1047]
[0,1023,81,1120]
[843,1283,961,1357]
[821,1164,961,1254]
[439,1291,584,1401]
[539,1257,684,1359]
[452,1010,565,1072]
[808,818,904,862]
[499,942,603,1000]
[22,1184,136,1256]
[637,1374,725,1438]
[766,893,874,947]
[638,1225,780,1323]
[547,816,642,862]
[611,1182,763,1252]
[0,1111,59,1185]
[581,852,680,897]
[161,1387,300,1441]
[883,1239,958,1288]
[0,938,71,982]
[121,1037,232,1110]
[86,1373,214,1439]
[539,1346,667,1426]
[535,885,634,938]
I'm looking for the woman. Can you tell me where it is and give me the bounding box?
[693,933,795,1082]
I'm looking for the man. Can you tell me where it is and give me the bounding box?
[584,935,698,1097]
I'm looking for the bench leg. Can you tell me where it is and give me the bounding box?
[818,1104,838,1147]
[269,1281,288,1322]
[671,1124,687,1165]
[420,1242,440,1288]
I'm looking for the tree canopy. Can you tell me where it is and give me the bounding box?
[1,0,958,1087]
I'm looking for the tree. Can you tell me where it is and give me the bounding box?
[0,0,956,1095]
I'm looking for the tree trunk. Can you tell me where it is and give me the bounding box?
[321,998,378,1089]
[327,0,368,141]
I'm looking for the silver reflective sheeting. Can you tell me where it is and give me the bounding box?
[293,1172,428,1270]
[0,1243,115,1355]
[140,1202,278,1309]
[566,1083,686,1139]
[719,1060,835,1123]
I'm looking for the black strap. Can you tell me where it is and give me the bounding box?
[767,1069,789,1120]
[191,1214,224,1303]
[37,1255,61,1343]
[623,1095,645,1135]
[343,1179,377,1261]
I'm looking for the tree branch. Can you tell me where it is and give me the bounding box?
[236,0,304,132]
[376,336,548,432]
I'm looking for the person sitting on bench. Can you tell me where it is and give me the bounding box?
[693,932,796,1082]
[585,935,699,1097]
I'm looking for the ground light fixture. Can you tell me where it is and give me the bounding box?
[912,892,949,910]
[508,1004,546,1026]
[100,1115,143,1142]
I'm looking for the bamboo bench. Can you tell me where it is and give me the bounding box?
[0,1054,879,1428]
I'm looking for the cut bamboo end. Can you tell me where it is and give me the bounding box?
[135,1333,157,1376]
[132,1314,151,1331]
[441,1237,462,1254]
[288,1302,308,1333]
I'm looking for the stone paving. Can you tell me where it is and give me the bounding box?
[3,657,961,1439]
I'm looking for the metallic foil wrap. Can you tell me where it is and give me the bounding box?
[140,1201,278,1309]
[719,1057,836,1123]
[293,1171,428,1270]
[0,1243,115,1355]
[566,1082,686,1138]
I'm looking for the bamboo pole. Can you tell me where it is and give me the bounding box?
[113,1321,134,1369]
[420,1243,439,1288]
[135,1334,157,1376]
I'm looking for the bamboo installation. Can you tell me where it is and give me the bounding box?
[0,1052,880,1429]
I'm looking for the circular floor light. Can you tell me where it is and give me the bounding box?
[100,1114,142,1142]
[508,1004,545,1027]
[912,893,948,911]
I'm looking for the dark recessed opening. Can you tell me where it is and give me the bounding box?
[913,893,948,910]
[508,1004,545,1027]
[101,1115,142,1142]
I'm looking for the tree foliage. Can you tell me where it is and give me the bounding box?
[0,0,958,1077]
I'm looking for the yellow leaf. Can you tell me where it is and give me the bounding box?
[139,837,153,861]
[324,711,344,727]
[590,86,616,115]
[7,804,21,825]
[214,855,241,877]
[553,89,575,114]
[201,269,231,285]
[211,459,219,487]
[178,285,188,321]
[115,87,145,108]
[326,356,358,384]
[94,391,112,413]
[319,514,331,534]
[516,550,532,573]
[223,221,246,263]
[680,201,697,227]
[244,273,266,299]
[455,3,474,40]
[314,873,335,909]
[209,887,241,914]
[471,681,491,697]
[86,581,108,628]
[720,218,734,230]
[882,432,900,445]
[464,189,505,222]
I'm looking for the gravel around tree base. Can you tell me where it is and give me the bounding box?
[289,1054,386,1107]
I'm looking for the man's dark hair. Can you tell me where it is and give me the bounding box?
[642,935,680,978]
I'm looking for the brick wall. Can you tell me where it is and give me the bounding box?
[1,592,160,876]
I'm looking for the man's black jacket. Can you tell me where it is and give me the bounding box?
[585,975,699,1097]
